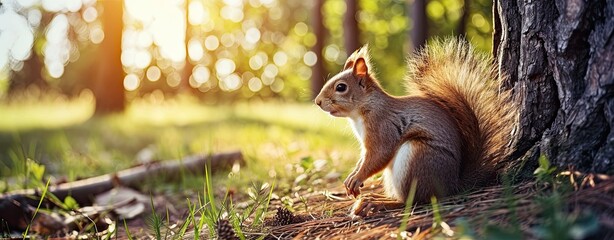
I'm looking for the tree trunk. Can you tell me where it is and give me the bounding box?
[456,0,470,37]
[8,51,48,94]
[94,0,126,113]
[311,0,327,99]
[494,0,614,176]
[409,0,428,52]
[344,0,360,55]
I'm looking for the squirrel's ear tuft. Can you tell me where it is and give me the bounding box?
[353,57,368,77]
[357,44,369,56]
[343,44,370,70]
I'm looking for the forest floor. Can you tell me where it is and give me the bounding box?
[1,95,613,239]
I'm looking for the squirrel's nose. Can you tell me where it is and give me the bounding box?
[315,98,322,106]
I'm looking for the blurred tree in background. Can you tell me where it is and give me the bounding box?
[93,0,125,113]
[409,0,427,51]
[0,0,493,108]
[311,0,327,99]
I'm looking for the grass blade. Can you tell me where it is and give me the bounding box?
[398,180,418,238]
[23,178,51,238]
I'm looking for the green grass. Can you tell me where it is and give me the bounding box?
[0,95,360,196]
[0,91,94,131]
[0,94,363,237]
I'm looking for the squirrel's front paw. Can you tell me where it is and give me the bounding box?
[344,175,364,198]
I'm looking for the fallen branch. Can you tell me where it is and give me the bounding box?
[1,151,244,207]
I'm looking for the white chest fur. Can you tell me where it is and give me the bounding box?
[348,115,366,145]
[383,142,413,201]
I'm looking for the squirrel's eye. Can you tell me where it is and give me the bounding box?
[335,83,347,92]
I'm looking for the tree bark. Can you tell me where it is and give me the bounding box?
[93,0,126,113]
[409,0,428,52]
[344,0,360,55]
[311,0,327,99]
[494,0,614,176]
[456,0,470,37]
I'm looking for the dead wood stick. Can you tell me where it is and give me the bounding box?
[0,151,244,207]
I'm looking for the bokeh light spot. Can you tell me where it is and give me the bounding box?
[245,27,261,44]
[124,74,140,91]
[215,58,236,76]
[135,50,152,69]
[273,51,287,66]
[188,1,206,25]
[204,36,220,51]
[303,51,317,66]
[192,65,210,84]
[221,73,242,91]
[427,1,444,19]
[220,6,244,23]
[220,33,235,47]
[146,66,161,82]
[166,72,181,87]
[27,9,42,27]
[82,6,97,23]
[188,38,203,61]
[324,44,340,62]
[47,61,64,78]
[248,77,262,92]
[263,64,278,78]
[294,22,308,36]
[271,78,284,93]
[89,26,104,44]
[249,55,264,70]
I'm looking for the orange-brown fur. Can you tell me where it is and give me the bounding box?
[314,38,517,216]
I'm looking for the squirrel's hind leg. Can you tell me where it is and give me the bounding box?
[351,193,404,217]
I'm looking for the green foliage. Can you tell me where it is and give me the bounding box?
[147,196,163,240]
[23,178,51,238]
[63,196,79,211]
[534,154,557,182]
[431,197,443,227]
[453,218,478,239]
[429,196,454,237]
[176,198,195,238]
[534,192,599,240]
[483,225,523,240]
[3,0,493,101]
[195,162,275,239]
[480,181,523,240]
[530,156,599,240]
[201,166,218,239]
[123,219,134,240]
[26,158,45,183]
[299,156,315,172]
[247,182,275,226]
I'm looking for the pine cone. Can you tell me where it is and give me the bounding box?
[273,207,294,226]
[216,219,238,240]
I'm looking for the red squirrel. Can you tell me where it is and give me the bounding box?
[315,38,517,216]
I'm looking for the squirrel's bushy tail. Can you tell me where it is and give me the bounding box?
[405,38,517,188]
